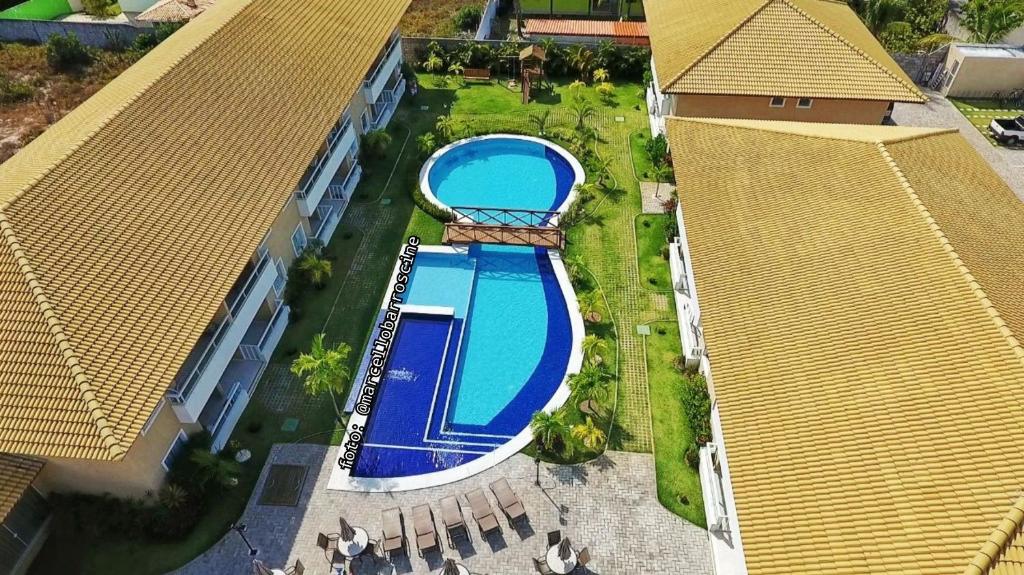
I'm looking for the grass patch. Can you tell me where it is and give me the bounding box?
[635,214,672,289]
[646,321,706,528]
[630,131,657,180]
[949,98,1024,147]
[401,0,485,37]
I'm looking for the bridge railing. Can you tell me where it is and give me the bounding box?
[449,206,560,228]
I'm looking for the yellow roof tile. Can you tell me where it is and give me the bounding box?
[666,117,1024,575]
[644,0,924,101]
[0,455,43,523]
[0,0,410,460]
[967,497,1024,575]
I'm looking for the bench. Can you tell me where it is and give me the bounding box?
[463,68,491,82]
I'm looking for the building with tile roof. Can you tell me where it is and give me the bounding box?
[0,455,47,573]
[0,0,411,555]
[663,117,1024,575]
[642,0,926,132]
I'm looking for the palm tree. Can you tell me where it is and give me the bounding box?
[423,52,444,74]
[863,0,907,34]
[417,132,437,158]
[590,155,613,187]
[570,100,596,133]
[298,252,332,288]
[573,181,600,203]
[960,0,1024,43]
[435,115,460,143]
[652,163,674,199]
[290,333,352,419]
[577,290,602,323]
[566,45,594,81]
[581,334,609,366]
[569,364,611,403]
[530,410,568,452]
[571,417,607,450]
[592,67,610,83]
[189,450,242,491]
[529,110,551,136]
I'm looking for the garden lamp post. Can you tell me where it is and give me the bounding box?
[534,453,541,486]
[232,522,258,556]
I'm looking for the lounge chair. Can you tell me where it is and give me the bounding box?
[575,547,591,572]
[440,495,472,547]
[284,559,304,575]
[380,507,406,558]
[532,557,555,574]
[489,477,527,526]
[547,530,561,547]
[412,504,441,556]
[465,488,501,536]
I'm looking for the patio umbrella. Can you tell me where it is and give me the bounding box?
[251,560,273,575]
[441,558,460,575]
[558,537,572,560]
[339,516,356,541]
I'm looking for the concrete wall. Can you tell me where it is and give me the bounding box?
[0,19,148,47]
[672,93,891,124]
[35,401,200,497]
[890,45,949,85]
[941,44,1024,97]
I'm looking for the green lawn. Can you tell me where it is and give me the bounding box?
[950,98,1024,147]
[635,214,672,290]
[40,73,703,574]
[646,321,706,527]
[630,131,657,180]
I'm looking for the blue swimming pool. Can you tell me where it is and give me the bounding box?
[347,245,573,480]
[421,136,584,217]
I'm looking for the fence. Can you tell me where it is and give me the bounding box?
[401,35,650,67]
[517,0,644,19]
[0,18,149,47]
[890,44,950,86]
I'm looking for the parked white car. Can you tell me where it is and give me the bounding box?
[989,115,1024,145]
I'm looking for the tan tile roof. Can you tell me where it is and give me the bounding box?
[0,455,43,524]
[644,0,924,101]
[666,117,1024,575]
[0,0,410,461]
[967,497,1024,575]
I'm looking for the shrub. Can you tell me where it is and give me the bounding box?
[452,5,483,32]
[0,75,33,105]
[684,443,700,469]
[644,133,668,168]
[413,185,453,222]
[681,374,712,445]
[46,33,92,71]
[660,244,670,260]
[360,129,392,161]
[82,0,120,18]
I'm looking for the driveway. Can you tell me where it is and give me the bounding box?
[174,445,713,575]
[892,90,1024,201]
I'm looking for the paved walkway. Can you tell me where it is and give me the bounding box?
[893,91,1024,201]
[175,445,712,575]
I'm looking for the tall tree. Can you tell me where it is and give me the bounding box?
[530,410,568,452]
[960,0,1024,42]
[290,333,352,419]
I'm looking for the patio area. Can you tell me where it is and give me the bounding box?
[174,444,712,575]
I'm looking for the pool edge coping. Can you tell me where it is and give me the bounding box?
[328,245,585,492]
[417,134,587,221]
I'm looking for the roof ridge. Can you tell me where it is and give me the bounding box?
[876,141,1024,366]
[0,0,255,208]
[668,117,953,143]
[661,0,774,92]
[0,214,126,460]
[965,495,1024,575]
[778,0,924,100]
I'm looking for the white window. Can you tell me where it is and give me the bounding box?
[769,96,786,108]
[291,224,307,257]
[273,258,287,296]
[161,430,189,471]
[797,98,813,109]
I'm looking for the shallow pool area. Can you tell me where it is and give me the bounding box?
[420,135,585,219]
[329,244,583,491]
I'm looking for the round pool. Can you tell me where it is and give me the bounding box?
[419,135,586,218]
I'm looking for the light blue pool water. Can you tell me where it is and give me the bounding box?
[426,137,578,214]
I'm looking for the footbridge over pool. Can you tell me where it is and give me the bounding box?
[442,206,566,250]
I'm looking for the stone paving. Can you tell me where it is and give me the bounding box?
[892,91,1024,201]
[639,182,675,214]
[175,445,712,575]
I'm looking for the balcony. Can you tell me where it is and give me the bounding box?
[368,76,406,132]
[169,253,280,423]
[699,443,730,533]
[363,34,402,104]
[296,114,356,218]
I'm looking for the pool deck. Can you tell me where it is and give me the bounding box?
[173,443,714,575]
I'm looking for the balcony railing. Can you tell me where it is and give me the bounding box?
[297,114,352,200]
[311,204,335,240]
[364,34,400,93]
[171,253,272,402]
[371,77,406,130]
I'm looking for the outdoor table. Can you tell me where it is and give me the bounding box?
[545,545,578,575]
[338,526,369,557]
